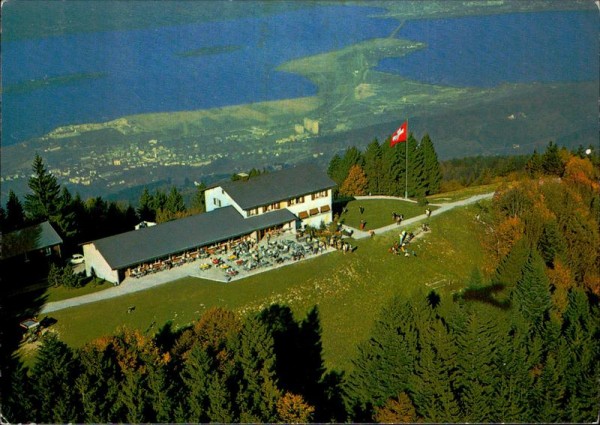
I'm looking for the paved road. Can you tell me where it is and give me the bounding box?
[41,192,494,314]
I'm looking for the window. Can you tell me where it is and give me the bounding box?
[248,208,259,216]
[264,202,281,212]
[289,196,305,205]
[311,190,328,200]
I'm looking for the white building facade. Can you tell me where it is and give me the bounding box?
[205,164,335,229]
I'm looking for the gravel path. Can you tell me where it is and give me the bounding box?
[41,192,493,314]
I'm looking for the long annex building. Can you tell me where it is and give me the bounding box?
[83,164,336,284]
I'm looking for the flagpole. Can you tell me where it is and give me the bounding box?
[405,119,409,199]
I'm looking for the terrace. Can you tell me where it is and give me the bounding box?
[125,229,340,285]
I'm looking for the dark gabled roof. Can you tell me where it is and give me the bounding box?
[1,221,63,260]
[216,164,336,210]
[90,206,297,270]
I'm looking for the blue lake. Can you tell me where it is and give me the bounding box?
[2,7,597,146]
[377,11,598,87]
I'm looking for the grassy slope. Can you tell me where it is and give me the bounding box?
[339,198,436,230]
[46,203,485,371]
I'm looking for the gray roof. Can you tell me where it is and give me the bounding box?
[1,221,63,260]
[217,164,336,210]
[91,206,297,270]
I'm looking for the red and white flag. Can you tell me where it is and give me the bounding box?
[390,121,408,147]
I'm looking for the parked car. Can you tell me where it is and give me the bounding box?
[70,254,85,265]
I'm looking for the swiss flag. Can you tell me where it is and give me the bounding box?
[390,121,408,147]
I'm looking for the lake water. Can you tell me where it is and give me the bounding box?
[377,11,598,87]
[2,7,597,146]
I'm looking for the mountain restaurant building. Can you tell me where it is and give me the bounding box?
[83,164,335,285]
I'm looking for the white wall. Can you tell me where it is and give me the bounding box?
[285,189,333,228]
[83,243,120,285]
[205,186,246,216]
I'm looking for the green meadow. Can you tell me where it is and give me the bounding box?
[45,203,486,371]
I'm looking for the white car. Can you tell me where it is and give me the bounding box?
[69,254,85,265]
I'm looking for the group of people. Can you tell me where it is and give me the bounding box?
[389,230,417,257]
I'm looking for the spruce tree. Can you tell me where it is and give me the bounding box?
[191,181,207,213]
[24,154,61,222]
[537,219,566,267]
[419,134,442,195]
[5,190,25,231]
[379,137,404,196]
[542,141,564,176]
[410,317,461,422]
[2,360,34,423]
[561,289,600,422]
[137,187,155,221]
[76,343,120,422]
[492,236,531,289]
[55,186,78,240]
[234,316,281,423]
[525,149,544,177]
[30,334,81,423]
[513,249,552,331]
[327,153,344,186]
[180,344,213,422]
[454,305,500,422]
[346,296,424,419]
[363,139,384,194]
[165,186,186,215]
[406,133,426,197]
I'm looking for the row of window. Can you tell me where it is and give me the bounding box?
[246,190,329,217]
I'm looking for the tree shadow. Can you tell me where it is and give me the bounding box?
[258,304,346,422]
[455,283,512,310]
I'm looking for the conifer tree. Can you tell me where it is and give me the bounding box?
[137,187,155,221]
[327,153,344,186]
[379,138,404,196]
[525,149,544,177]
[191,181,207,213]
[2,360,34,423]
[410,317,461,422]
[492,322,540,422]
[363,139,384,194]
[537,219,566,267]
[406,134,426,197]
[419,134,442,195]
[30,334,80,423]
[24,154,61,222]
[542,141,564,176]
[5,190,25,231]
[207,371,236,423]
[560,289,600,422]
[454,305,500,422]
[346,296,424,418]
[180,344,213,422]
[76,342,120,423]
[165,186,186,214]
[54,186,78,240]
[234,316,281,423]
[492,236,531,289]
[297,306,326,411]
[513,249,552,331]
